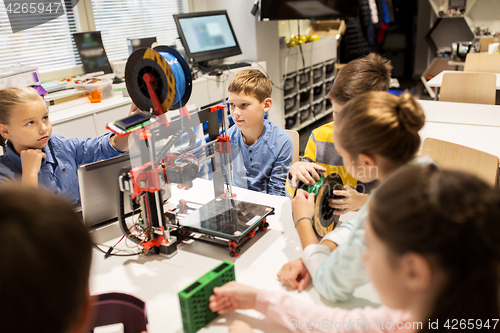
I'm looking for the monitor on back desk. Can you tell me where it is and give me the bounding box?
[78,154,137,227]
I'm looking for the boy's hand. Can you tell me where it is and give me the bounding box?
[208,282,258,314]
[291,189,315,223]
[229,320,254,333]
[288,161,326,188]
[328,185,368,215]
[20,149,46,187]
[277,259,311,292]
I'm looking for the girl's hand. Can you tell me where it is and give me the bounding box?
[328,185,368,215]
[291,189,315,222]
[288,161,326,188]
[111,102,141,152]
[277,258,311,292]
[208,282,258,314]
[229,320,254,333]
[20,149,46,187]
[128,101,141,115]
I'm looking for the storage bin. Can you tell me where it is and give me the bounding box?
[299,88,311,106]
[298,68,311,89]
[312,98,324,116]
[283,73,297,92]
[325,77,335,94]
[285,113,298,129]
[74,80,113,100]
[313,83,323,100]
[312,63,324,82]
[299,105,311,122]
[325,59,335,78]
[284,93,297,111]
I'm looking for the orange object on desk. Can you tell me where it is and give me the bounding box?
[87,89,102,103]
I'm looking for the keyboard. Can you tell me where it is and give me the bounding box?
[198,62,251,73]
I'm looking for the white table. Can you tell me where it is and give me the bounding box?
[89,100,500,332]
[426,70,500,101]
[90,179,380,333]
[418,99,500,159]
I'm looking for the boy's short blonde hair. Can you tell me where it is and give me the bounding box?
[228,69,272,103]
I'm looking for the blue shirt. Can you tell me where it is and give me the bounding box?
[0,133,123,205]
[228,119,292,196]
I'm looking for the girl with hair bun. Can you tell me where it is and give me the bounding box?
[279,91,428,301]
[209,165,500,333]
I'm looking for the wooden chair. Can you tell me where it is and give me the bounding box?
[421,138,499,186]
[439,72,496,105]
[285,129,300,164]
[464,53,500,73]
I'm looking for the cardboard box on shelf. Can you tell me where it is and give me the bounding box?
[307,20,346,42]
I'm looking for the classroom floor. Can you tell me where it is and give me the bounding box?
[297,77,432,154]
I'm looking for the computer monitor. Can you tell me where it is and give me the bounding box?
[127,37,158,55]
[173,10,242,66]
[72,31,113,74]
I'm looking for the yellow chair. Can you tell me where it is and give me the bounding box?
[421,138,499,186]
[439,72,496,105]
[285,129,300,164]
[464,53,500,73]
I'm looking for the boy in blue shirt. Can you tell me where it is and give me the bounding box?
[227,69,292,196]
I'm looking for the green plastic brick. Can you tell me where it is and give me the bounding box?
[178,261,235,333]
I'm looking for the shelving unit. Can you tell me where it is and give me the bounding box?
[279,37,337,131]
[426,0,500,53]
[283,62,335,131]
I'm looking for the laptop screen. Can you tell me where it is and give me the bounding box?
[77,154,136,227]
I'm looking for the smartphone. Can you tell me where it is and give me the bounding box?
[114,112,152,131]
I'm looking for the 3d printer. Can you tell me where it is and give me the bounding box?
[106,46,273,258]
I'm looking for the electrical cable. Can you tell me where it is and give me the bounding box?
[93,243,141,257]
[297,19,306,70]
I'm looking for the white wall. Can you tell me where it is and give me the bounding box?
[191,0,258,62]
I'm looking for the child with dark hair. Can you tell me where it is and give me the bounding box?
[0,86,137,204]
[0,185,93,333]
[210,165,500,333]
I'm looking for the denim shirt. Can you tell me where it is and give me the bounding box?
[228,119,292,196]
[0,133,123,205]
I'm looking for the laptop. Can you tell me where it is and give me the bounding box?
[77,154,135,227]
[78,153,173,227]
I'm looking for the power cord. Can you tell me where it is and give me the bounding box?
[94,243,141,258]
[297,19,306,70]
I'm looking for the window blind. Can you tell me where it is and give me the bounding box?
[0,0,80,72]
[91,0,185,62]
